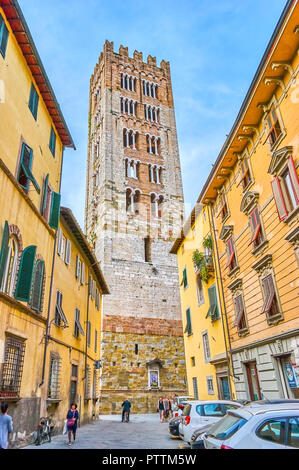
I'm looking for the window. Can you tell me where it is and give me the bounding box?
[54,290,68,328]
[87,321,91,347]
[151,194,163,218]
[207,414,247,441]
[123,129,138,149]
[135,344,139,355]
[191,357,195,367]
[85,365,91,399]
[41,175,61,229]
[248,207,264,249]
[0,13,9,58]
[17,143,40,194]
[192,377,199,399]
[143,80,158,99]
[287,418,299,449]
[48,355,61,399]
[226,237,237,272]
[239,159,252,191]
[14,245,37,303]
[185,308,192,335]
[266,105,282,148]
[272,156,299,221]
[202,332,211,362]
[144,237,152,263]
[49,127,56,157]
[70,365,78,405]
[74,308,84,339]
[30,259,45,313]
[196,275,204,306]
[207,377,215,395]
[202,403,224,417]
[95,330,98,353]
[206,285,220,322]
[95,289,100,311]
[144,105,159,123]
[0,224,19,298]
[261,274,280,319]
[65,240,71,266]
[182,267,188,289]
[0,336,25,399]
[257,419,286,445]
[233,294,247,333]
[149,370,159,388]
[121,73,137,91]
[217,193,229,222]
[28,83,39,120]
[76,255,81,280]
[80,262,85,285]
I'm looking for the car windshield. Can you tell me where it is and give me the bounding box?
[207,413,247,441]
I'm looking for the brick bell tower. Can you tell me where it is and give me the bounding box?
[85,41,187,413]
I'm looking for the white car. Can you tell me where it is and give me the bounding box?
[179,400,242,444]
[203,402,299,449]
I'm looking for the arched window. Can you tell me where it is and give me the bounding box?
[1,236,19,297]
[30,259,45,313]
[134,190,141,214]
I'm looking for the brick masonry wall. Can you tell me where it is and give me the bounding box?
[85,41,187,413]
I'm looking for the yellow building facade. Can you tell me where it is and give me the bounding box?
[171,204,235,401]
[46,207,109,431]
[197,2,299,402]
[0,0,75,447]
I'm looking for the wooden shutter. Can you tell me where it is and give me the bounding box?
[271,178,288,221]
[49,192,61,230]
[41,174,49,215]
[226,238,235,268]
[15,246,37,302]
[261,275,275,314]
[30,260,44,312]
[57,229,62,256]
[76,256,80,279]
[0,221,9,287]
[185,308,192,335]
[287,156,299,205]
[81,262,85,285]
[208,286,219,320]
[0,15,9,58]
[233,295,245,327]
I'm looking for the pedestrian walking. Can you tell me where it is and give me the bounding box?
[0,403,13,450]
[66,403,79,446]
[163,396,170,421]
[157,397,165,423]
[121,399,131,422]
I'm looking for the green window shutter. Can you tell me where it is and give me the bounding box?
[30,260,44,312]
[49,127,56,157]
[49,192,61,230]
[0,15,9,58]
[0,221,9,287]
[185,308,192,335]
[41,174,49,215]
[29,84,39,120]
[15,245,37,302]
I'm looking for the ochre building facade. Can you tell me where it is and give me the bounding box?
[85,41,187,413]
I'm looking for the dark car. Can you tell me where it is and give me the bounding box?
[168,416,181,437]
[191,432,206,450]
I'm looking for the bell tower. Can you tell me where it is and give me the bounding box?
[85,41,186,413]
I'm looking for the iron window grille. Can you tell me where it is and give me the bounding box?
[48,355,61,400]
[0,336,25,399]
[54,290,68,328]
[85,365,91,400]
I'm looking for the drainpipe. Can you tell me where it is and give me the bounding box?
[39,146,65,388]
[83,273,91,383]
[207,203,236,398]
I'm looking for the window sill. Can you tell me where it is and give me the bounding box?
[266,313,284,326]
[251,239,269,257]
[238,328,250,338]
[242,179,255,194]
[284,205,299,225]
[228,266,240,278]
[0,395,20,402]
[46,398,62,404]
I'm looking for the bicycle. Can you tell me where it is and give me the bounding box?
[32,415,55,446]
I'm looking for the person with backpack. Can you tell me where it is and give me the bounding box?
[0,403,13,450]
[66,403,79,446]
[121,399,131,422]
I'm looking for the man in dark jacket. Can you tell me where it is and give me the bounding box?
[121,399,131,422]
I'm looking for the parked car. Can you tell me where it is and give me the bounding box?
[190,431,207,449]
[203,402,299,449]
[179,400,242,444]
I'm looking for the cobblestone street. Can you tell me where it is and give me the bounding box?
[24,414,182,450]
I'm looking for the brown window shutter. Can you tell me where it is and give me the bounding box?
[287,156,299,205]
[271,178,288,221]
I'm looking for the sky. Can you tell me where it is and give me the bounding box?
[18,0,287,228]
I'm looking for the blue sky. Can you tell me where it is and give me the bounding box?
[18,0,287,228]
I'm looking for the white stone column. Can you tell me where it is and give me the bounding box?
[156,167,160,184]
[132,132,136,150]
[126,130,129,148]
[130,193,135,213]
[154,138,158,155]
[150,165,154,183]
[134,162,137,179]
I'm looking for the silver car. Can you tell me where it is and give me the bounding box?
[204,402,299,449]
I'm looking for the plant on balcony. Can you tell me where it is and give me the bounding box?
[192,235,214,284]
